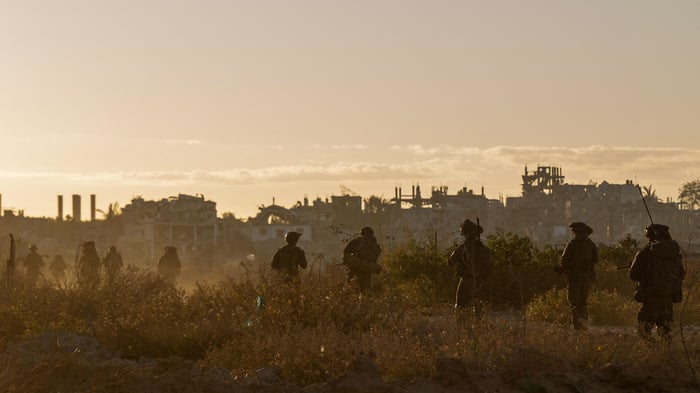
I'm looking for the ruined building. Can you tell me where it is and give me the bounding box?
[2,166,699,268]
[505,166,697,244]
[120,194,218,259]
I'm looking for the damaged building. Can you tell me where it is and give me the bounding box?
[505,166,698,245]
[2,166,699,269]
[120,194,218,260]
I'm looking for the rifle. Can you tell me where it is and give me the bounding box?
[6,234,16,287]
[637,184,654,225]
[616,185,653,270]
[616,243,640,271]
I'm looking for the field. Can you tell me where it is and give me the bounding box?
[1,232,700,392]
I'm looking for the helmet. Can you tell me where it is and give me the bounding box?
[82,241,95,249]
[285,231,302,242]
[29,244,38,251]
[644,224,669,239]
[460,219,483,237]
[108,246,117,253]
[569,222,593,235]
[360,226,374,237]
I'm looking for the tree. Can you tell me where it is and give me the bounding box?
[641,184,658,201]
[363,195,389,214]
[679,179,700,210]
[96,202,121,220]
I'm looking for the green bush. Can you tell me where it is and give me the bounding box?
[483,231,564,308]
[381,231,457,304]
[596,234,640,297]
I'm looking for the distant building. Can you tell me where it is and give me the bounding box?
[248,204,312,242]
[121,194,218,258]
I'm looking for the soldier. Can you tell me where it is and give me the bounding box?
[629,224,685,340]
[158,246,182,285]
[555,222,598,331]
[270,231,308,282]
[102,246,124,283]
[343,226,382,291]
[23,244,45,287]
[49,254,68,284]
[447,219,492,323]
[78,241,101,287]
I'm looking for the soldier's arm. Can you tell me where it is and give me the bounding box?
[344,238,359,255]
[270,251,281,269]
[629,250,647,281]
[447,244,464,267]
[298,249,308,269]
[559,242,574,271]
[678,246,687,280]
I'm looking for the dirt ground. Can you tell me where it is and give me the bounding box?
[1,331,698,393]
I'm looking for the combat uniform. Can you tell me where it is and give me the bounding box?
[49,255,68,283]
[23,246,45,286]
[103,246,124,283]
[448,219,492,321]
[158,246,182,285]
[79,241,101,287]
[629,224,685,339]
[271,231,308,282]
[343,227,382,291]
[558,222,598,330]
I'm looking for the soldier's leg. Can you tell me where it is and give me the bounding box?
[568,281,587,330]
[637,302,656,339]
[455,278,474,324]
[657,300,674,340]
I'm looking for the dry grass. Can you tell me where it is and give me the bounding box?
[2,263,700,387]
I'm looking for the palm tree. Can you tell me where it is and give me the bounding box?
[96,202,121,220]
[641,185,658,201]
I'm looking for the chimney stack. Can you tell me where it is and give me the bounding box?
[57,195,63,221]
[72,194,81,222]
[90,194,96,221]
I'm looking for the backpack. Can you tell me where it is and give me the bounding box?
[272,246,299,272]
[451,240,492,280]
[647,241,684,302]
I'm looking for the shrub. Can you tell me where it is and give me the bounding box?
[484,231,563,308]
[2,241,700,387]
[381,231,457,305]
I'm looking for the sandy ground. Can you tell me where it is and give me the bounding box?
[1,330,698,393]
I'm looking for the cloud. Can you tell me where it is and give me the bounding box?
[312,144,368,150]
[390,144,700,176]
[164,138,203,146]
[1,145,697,200]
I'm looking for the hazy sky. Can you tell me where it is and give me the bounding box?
[1,1,699,218]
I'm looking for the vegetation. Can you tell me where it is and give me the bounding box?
[679,179,700,210]
[2,231,700,387]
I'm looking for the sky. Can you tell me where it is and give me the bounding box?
[1,1,699,219]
